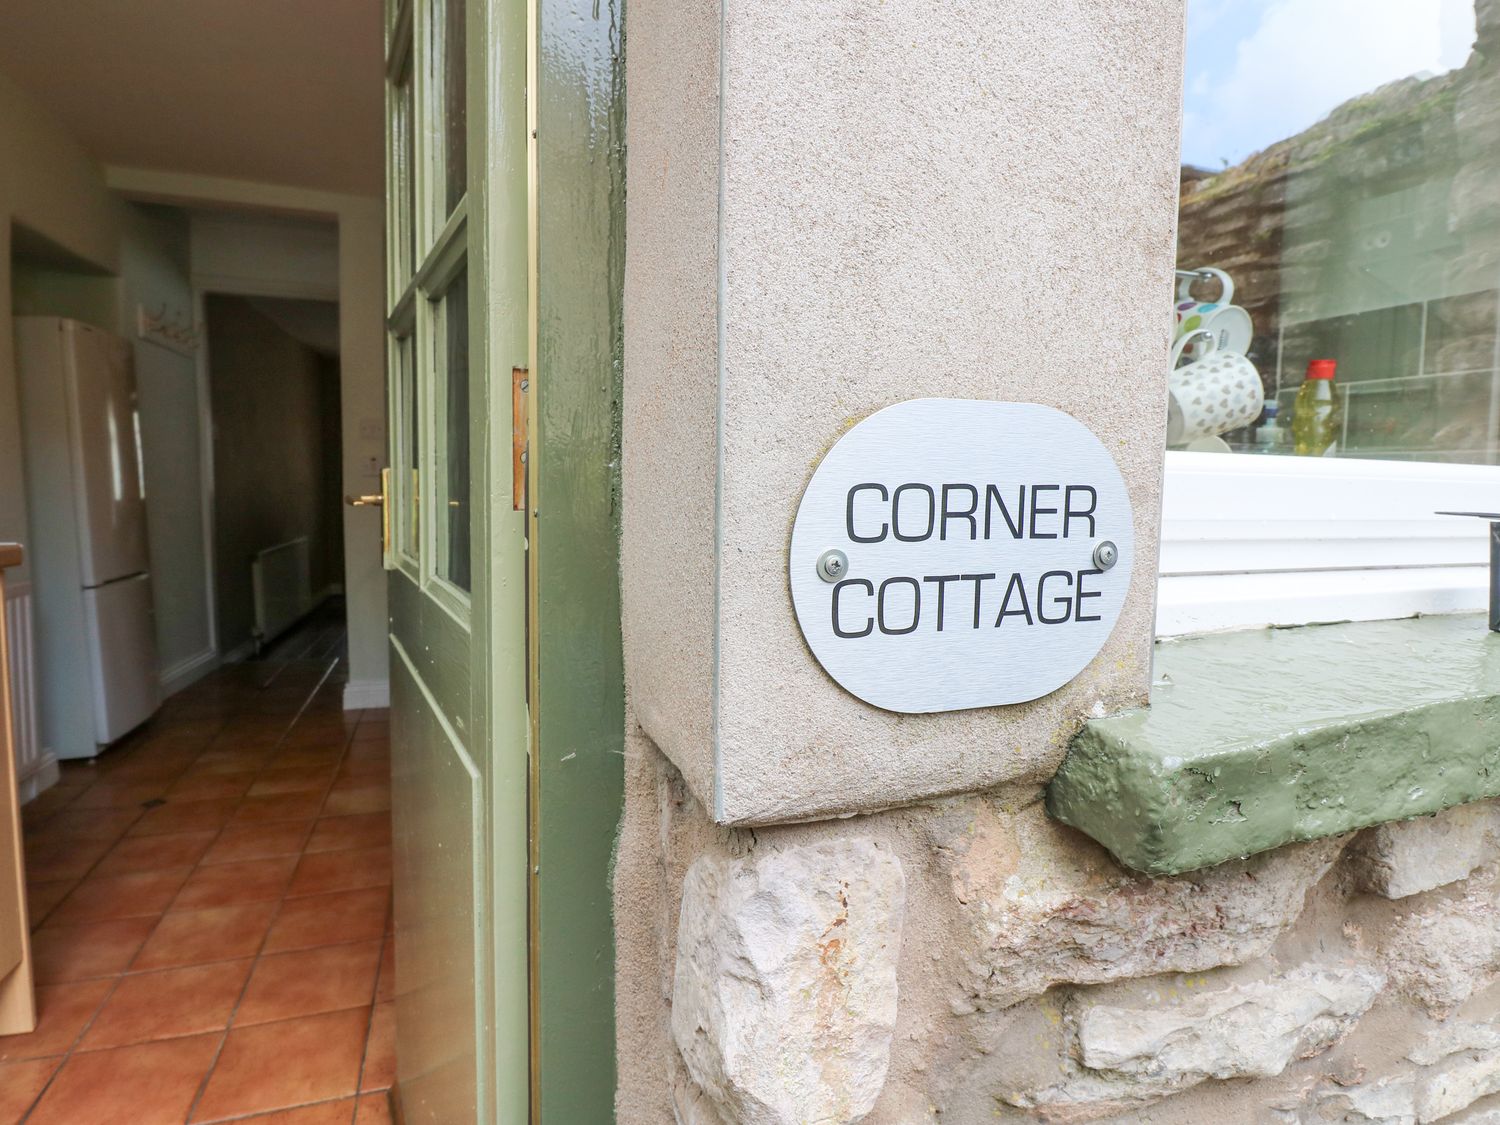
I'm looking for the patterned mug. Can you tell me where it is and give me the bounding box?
[1167,330,1264,445]
[1175,267,1253,357]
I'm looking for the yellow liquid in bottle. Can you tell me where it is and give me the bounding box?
[1292,377,1340,456]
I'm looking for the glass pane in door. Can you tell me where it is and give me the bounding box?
[390,79,410,290]
[403,72,418,277]
[397,334,420,562]
[436,268,470,591]
[443,0,467,214]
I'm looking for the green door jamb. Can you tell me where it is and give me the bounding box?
[530,0,626,1119]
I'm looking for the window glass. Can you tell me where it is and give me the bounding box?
[398,335,420,562]
[436,269,470,591]
[403,74,417,277]
[392,74,416,291]
[1173,1,1494,464]
[443,0,467,215]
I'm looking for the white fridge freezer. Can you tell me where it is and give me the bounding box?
[15,317,161,759]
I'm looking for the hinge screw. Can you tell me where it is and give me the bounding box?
[817,550,849,583]
[1093,540,1119,571]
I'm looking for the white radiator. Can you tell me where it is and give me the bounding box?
[5,581,51,802]
[252,537,314,651]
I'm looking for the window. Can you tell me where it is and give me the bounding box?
[1160,0,1495,634]
[384,0,472,611]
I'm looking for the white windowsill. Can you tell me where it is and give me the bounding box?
[1157,451,1498,636]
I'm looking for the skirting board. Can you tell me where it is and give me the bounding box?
[159,647,220,697]
[17,752,59,804]
[220,639,257,665]
[343,679,390,711]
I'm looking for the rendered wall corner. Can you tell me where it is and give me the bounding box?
[621,0,723,805]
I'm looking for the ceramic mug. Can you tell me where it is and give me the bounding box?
[1166,331,1265,445]
[1175,267,1253,357]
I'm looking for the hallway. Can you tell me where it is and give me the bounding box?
[0,612,394,1124]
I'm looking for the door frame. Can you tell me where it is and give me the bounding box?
[526,0,626,1118]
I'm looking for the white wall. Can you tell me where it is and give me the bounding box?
[334,199,388,707]
[0,74,216,695]
[190,211,339,300]
[119,205,215,691]
[0,70,123,584]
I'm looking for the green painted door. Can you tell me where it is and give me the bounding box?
[382,0,529,1121]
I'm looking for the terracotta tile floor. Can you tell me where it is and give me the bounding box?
[1,618,396,1125]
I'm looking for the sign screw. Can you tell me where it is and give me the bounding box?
[1093,540,1118,571]
[816,549,849,583]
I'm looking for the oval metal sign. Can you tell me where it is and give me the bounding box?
[789,399,1134,713]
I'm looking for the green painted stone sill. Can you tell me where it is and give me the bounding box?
[1046,614,1500,876]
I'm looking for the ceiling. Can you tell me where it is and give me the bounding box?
[0,0,383,197]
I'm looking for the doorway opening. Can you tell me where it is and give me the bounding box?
[0,1,399,1112]
[201,292,345,665]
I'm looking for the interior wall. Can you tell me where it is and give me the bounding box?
[11,254,116,329]
[119,204,213,687]
[0,72,216,702]
[205,293,340,656]
[190,211,338,300]
[0,70,123,584]
[334,200,389,705]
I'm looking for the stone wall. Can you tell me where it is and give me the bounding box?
[615,2,1500,1122]
[616,732,1500,1124]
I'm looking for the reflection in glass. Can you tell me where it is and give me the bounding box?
[1174,1,1500,464]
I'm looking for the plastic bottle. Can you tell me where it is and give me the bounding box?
[1292,359,1340,456]
[1254,400,1286,454]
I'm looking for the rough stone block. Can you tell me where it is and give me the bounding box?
[1314,1075,1417,1124]
[1002,963,1383,1118]
[671,838,906,1125]
[937,802,1343,1010]
[672,1079,731,1125]
[1349,802,1498,900]
[1306,1017,1500,1124]
[1417,1027,1500,1122]
[1450,159,1500,232]
[1385,867,1500,1016]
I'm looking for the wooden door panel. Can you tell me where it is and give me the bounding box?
[390,645,484,1125]
[384,0,529,1118]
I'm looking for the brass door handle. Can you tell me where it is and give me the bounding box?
[348,469,393,561]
